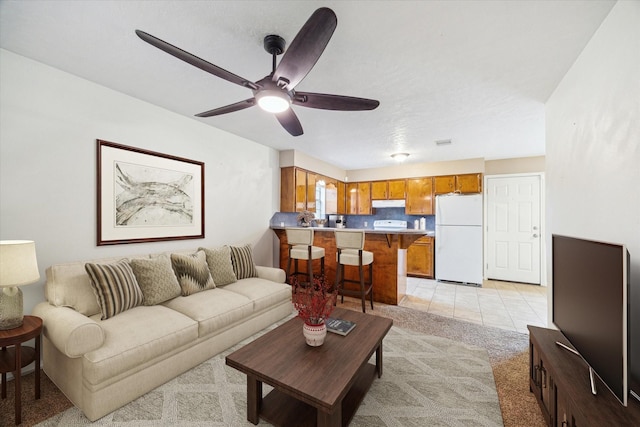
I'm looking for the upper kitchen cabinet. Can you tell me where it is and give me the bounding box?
[337,181,346,214]
[372,179,406,200]
[306,172,316,212]
[346,182,372,215]
[434,173,483,195]
[433,175,455,194]
[405,177,433,215]
[324,178,338,215]
[280,167,315,212]
[456,173,482,193]
[280,167,297,212]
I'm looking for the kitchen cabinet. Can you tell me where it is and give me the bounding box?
[279,167,317,212]
[405,177,433,215]
[407,236,434,278]
[434,173,483,195]
[296,168,309,211]
[346,182,371,215]
[434,175,456,194]
[337,181,346,214]
[388,179,406,199]
[372,179,406,200]
[280,167,296,212]
[456,173,482,193]
[306,172,316,212]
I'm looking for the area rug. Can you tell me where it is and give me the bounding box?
[34,321,503,426]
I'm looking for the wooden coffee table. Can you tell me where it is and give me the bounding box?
[226,307,392,427]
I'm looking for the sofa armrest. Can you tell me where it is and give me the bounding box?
[32,302,105,358]
[255,266,286,283]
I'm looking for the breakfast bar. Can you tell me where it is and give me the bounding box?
[272,227,430,305]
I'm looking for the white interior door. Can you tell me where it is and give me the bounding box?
[486,175,541,284]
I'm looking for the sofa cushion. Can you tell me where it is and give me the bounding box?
[199,246,237,286]
[85,260,144,320]
[83,305,198,386]
[46,257,123,317]
[229,245,258,279]
[162,288,254,337]
[170,251,215,296]
[130,255,181,305]
[222,278,292,312]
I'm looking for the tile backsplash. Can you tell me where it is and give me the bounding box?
[271,208,434,230]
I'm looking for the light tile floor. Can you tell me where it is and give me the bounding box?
[400,277,548,334]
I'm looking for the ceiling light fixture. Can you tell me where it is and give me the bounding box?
[391,153,410,162]
[255,90,291,113]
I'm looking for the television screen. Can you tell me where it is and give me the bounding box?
[552,234,629,406]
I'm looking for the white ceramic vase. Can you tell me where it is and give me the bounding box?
[303,322,327,346]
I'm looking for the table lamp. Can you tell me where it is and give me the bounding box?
[0,240,40,330]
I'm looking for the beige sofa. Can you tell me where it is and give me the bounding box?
[32,246,292,421]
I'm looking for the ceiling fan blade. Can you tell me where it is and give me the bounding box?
[195,98,256,117]
[272,8,337,90]
[136,30,258,90]
[275,109,304,136]
[293,92,380,111]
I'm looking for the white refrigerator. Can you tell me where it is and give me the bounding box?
[435,194,483,286]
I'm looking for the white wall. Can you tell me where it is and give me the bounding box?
[0,49,281,315]
[546,0,639,323]
[347,158,485,182]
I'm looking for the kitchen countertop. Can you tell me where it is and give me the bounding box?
[270,226,434,237]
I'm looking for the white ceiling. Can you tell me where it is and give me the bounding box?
[0,1,615,170]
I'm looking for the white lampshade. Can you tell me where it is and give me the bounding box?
[0,240,39,330]
[0,240,40,287]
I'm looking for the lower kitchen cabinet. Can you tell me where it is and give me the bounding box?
[407,236,434,278]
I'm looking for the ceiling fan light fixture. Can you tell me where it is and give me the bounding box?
[256,90,291,113]
[391,152,410,162]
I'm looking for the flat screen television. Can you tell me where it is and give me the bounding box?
[552,234,636,406]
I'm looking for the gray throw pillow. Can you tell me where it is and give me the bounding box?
[229,244,258,280]
[170,250,216,296]
[130,255,181,305]
[85,259,144,320]
[199,246,237,286]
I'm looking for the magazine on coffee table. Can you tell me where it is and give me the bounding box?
[326,317,356,336]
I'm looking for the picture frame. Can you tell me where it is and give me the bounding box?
[97,139,204,245]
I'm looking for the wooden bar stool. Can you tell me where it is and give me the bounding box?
[285,227,325,286]
[334,230,374,313]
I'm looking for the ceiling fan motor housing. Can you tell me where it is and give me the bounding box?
[263,34,285,55]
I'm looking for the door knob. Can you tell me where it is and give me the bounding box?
[533,234,539,238]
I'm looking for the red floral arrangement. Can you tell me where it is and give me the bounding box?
[290,274,337,325]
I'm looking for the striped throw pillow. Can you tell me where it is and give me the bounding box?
[85,260,144,320]
[170,250,216,296]
[229,245,258,280]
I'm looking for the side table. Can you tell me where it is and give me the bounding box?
[0,315,43,425]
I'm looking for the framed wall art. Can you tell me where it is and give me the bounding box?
[97,139,205,245]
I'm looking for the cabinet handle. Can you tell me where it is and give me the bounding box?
[534,365,541,387]
[542,367,547,388]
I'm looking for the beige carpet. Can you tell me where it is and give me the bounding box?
[0,300,545,427]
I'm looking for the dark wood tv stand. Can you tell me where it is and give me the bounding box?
[528,326,640,426]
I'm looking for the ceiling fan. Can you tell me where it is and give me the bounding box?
[135,7,379,137]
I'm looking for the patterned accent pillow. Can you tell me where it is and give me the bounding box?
[229,245,258,280]
[170,250,216,296]
[85,259,144,320]
[130,255,181,305]
[199,246,237,286]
